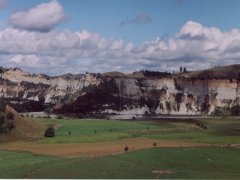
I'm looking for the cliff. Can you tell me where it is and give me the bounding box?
[0,65,239,116]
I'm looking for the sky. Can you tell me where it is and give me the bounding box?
[0,0,240,75]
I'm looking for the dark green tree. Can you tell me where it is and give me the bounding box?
[180,67,183,72]
[44,126,55,137]
[0,115,5,127]
[7,112,14,120]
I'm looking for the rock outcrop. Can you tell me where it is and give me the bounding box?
[0,65,239,116]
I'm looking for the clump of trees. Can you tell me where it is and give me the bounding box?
[142,70,171,77]
[0,100,6,112]
[180,67,187,72]
[44,126,55,137]
[0,112,15,133]
[7,112,14,120]
[0,115,5,127]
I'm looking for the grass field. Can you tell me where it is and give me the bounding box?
[145,118,240,144]
[35,118,176,143]
[0,117,239,179]
[0,147,239,179]
[33,117,240,145]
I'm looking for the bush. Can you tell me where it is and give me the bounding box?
[0,115,5,127]
[7,122,15,132]
[57,115,63,119]
[7,112,14,120]
[124,146,129,152]
[44,126,55,137]
[0,101,6,112]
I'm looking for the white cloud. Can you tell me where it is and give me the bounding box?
[0,0,6,9]
[9,0,66,32]
[0,20,240,75]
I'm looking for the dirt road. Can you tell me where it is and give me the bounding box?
[0,138,211,158]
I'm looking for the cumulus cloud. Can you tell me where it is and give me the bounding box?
[0,0,6,8]
[0,20,240,75]
[121,13,152,26]
[9,0,66,32]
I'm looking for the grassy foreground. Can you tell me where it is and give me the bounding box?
[0,147,239,179]
[1,117,239,179]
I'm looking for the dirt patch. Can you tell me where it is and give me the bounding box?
[152,169,176,174]
[52,124,63,130]
[0,137,210,158]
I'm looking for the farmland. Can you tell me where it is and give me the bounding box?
[0,117,240,179]
[0,147,240,179]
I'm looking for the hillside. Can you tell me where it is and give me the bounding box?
[0,64,239,116]
[0,105,46,142]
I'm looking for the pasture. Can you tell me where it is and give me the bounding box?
[0,117,239,179]
[0,147,239,179]
[35,117,240,145]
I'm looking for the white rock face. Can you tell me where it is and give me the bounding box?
[0,68,239,115]
[1,68,101,104]
[114,77,239,115]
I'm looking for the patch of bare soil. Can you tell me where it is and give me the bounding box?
[152,169,176,174]
[0,137,210,158]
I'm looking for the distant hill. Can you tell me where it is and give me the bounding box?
[177,64,240,79]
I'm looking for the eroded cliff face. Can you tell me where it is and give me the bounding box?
[0,67,239,115]
[104,77,239,115]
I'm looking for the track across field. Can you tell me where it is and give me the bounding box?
[0,137,217,157]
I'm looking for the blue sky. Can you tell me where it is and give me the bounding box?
[1,0,240,43]
[0,0,240,74]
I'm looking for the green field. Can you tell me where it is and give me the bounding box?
[0,147,240,179]
[34,118,240,144]
[1,117,240,179]
[36,118,176,143]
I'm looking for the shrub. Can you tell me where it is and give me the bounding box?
[7,122,15,132]
[0,115,5,127]
[0,101,6,112]
[7,112,14,120]
[57,115,63,119]
[44,126,55,137]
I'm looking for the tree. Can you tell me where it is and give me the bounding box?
[0,116,5,127]
[0,101,5,112]
[7,121,15,132]
[44,126,55,137]
[180,67,183,72]
[0,67,4,78]
[7,112,14,120]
